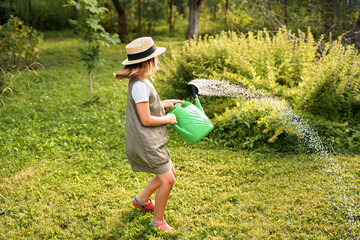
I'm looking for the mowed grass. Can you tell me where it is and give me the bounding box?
[0,36,359,239]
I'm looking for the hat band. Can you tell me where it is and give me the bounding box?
[127,44,157,61]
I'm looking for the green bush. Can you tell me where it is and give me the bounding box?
[156,28,360,122]
[0,15,42,70]
[155,28,318,99]
[307,117,360,153]
[155,28,360,153]
[211,98,304,152]
[294,41,360,121]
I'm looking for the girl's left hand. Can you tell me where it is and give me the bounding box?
[162,99,183,109]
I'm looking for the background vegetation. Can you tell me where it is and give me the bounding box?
[1,0,359,42]
[1,0,360,238]
[0,37,359,239]
[156,29,360,153]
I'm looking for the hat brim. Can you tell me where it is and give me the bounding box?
[122,47,166,65]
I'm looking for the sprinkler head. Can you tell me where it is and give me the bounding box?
[187,83,199,98]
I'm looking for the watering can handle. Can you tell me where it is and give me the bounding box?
[172,123,191,135]
[173,101,192,108]
[172,100,204,113]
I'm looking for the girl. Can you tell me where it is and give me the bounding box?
[115,37,181,233]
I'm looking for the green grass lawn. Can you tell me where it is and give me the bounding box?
[0,36,359,239]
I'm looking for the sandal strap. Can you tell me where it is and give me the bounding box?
[134,196,144,207]
[151,220,172,229]
[150,219,176,233]
[158,221,172,229]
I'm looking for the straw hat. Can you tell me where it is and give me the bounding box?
[122,37,166,65]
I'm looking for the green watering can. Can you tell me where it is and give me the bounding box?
[169,83,214,145]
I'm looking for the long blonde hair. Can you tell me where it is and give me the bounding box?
[115,57,159,80]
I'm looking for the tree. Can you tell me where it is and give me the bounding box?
[186,0,204,40]
[73,0,79,20]
[138,0,166,35]
[167,0,175,33]
[354,13,360,49]
[137,0,141,35]
[111,0,128,41]
[66,0,120,104]
[167,0,185,33]
[224,0,228,26]
[175,0,186,19]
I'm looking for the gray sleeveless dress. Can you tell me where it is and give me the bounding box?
[125,78,172,174]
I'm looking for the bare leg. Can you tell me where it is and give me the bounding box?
[137,166,176,205]
[137,175,161,204]
[152,170,175,225]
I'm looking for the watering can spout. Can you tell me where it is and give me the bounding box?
[187,83,198,98]
[187,83,204,112]
[194,97,204,113]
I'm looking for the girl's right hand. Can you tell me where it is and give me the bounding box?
[166,114,177,124]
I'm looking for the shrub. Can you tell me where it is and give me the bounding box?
[155,28,360,152]
[310,119,360,154]
[155,28,318,99]
[211,98,305,152]
[0,15,42,70]
[156,28,360,123]
[294,41,360,121]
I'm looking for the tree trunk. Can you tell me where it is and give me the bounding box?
[74,0,79,20]
[168,0,175,33]
[354,13,360,50]
[186,0,203,40]
[283,0,288,26]
[111,0,128,42]
[322,1,335,36]
[89,70,92,104]
[224,0,228,27]
[28,0,32,26]
[138,0,142,35]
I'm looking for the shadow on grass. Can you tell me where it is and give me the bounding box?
[108,209,179,240]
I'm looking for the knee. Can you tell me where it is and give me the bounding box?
[158,170,176,188]
[167,174,175,187]
[163,174,175,188]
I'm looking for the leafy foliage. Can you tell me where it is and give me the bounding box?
[67,0,120,71]
[66,0,120,103]
[211,98,302,152]
[0,15,42,70]
[155,28,319,100]
[295,41,360,121]
[155,28,360,153]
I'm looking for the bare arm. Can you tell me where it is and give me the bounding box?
[136,101,177,127]
[161,99,183,109]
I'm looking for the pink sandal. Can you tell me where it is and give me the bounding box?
[132,196,155,211]
[149,219,176,233]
